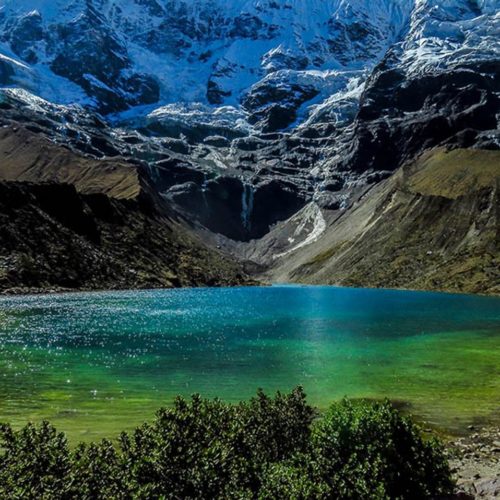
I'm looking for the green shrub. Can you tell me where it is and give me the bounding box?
[259,460,330,499]
[310,400,454,499]
[118,387,315,498]
[0,421,71,499]
[0,389,454,499]
[70,440,127,499]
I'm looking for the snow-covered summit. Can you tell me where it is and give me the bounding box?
[0,0,498,130]
[0,0,494,125]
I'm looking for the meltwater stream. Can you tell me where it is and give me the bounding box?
[0,286,499,441]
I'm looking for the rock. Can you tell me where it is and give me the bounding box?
[475,478,500,498]
[229,13,269,39]
[203,135,230,148]
[448,426,500,500]
[454,492,475,500]
[242,81,319,132]
[0,59,15,85]
[8,9,44,63]
[161,138,191,155]
[0,180,251,292]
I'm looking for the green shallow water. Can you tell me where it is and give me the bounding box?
[0,286,499,442]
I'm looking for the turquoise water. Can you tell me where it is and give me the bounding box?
[0,286,499,441]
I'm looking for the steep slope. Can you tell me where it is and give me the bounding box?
[265,149,499,295]
[0,125,251,293]
[0,181,250,293]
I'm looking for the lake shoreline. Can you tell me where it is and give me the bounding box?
[2,281,499,298]
[447,425,500,499]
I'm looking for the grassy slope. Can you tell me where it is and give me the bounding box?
[269,148,499,295]
[0,127,140,199]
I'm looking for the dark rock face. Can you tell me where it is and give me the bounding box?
[6,10,44,64]
[243,83,319,132]
[207,79,232,106]
[334,62,500,175]
[0,181,250,292]
[0,59,14,85]
[230,13,267,39]
[327,17,385,65]
[152,159,206,191]
[164,175,249,241]
[133,22,192,57]
[150,152,306,241]
[133,0,165,17]
[203,135,230,148]
[49,9,159,112]
[261,50,309,73]
[251,180,305,239]
[130,1,237,57]
[27,183,101,243]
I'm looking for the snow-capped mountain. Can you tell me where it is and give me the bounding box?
[0,0,410,120]
[0,0,498,242]
[1,0,496,124]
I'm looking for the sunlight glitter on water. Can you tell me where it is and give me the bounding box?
[0,286,499,441]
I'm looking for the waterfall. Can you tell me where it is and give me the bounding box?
[241,182,254,232]
[201,173,209,207]
[146,162,159,182]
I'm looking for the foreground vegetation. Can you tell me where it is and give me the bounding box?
[0,388,454,499]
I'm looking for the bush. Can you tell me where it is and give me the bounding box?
[0,421,71,499]
[0,389,454,499]
[310,400,454,499]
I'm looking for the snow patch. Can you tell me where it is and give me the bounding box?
[274,203,326,259]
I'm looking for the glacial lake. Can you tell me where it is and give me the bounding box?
[0,286,499,442]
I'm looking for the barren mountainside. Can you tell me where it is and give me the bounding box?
[265,149,499,295]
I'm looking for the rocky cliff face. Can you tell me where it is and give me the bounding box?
[0,0,498,292]
[0,125,252,293]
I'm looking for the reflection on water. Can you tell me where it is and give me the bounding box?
[0,286,499,441]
